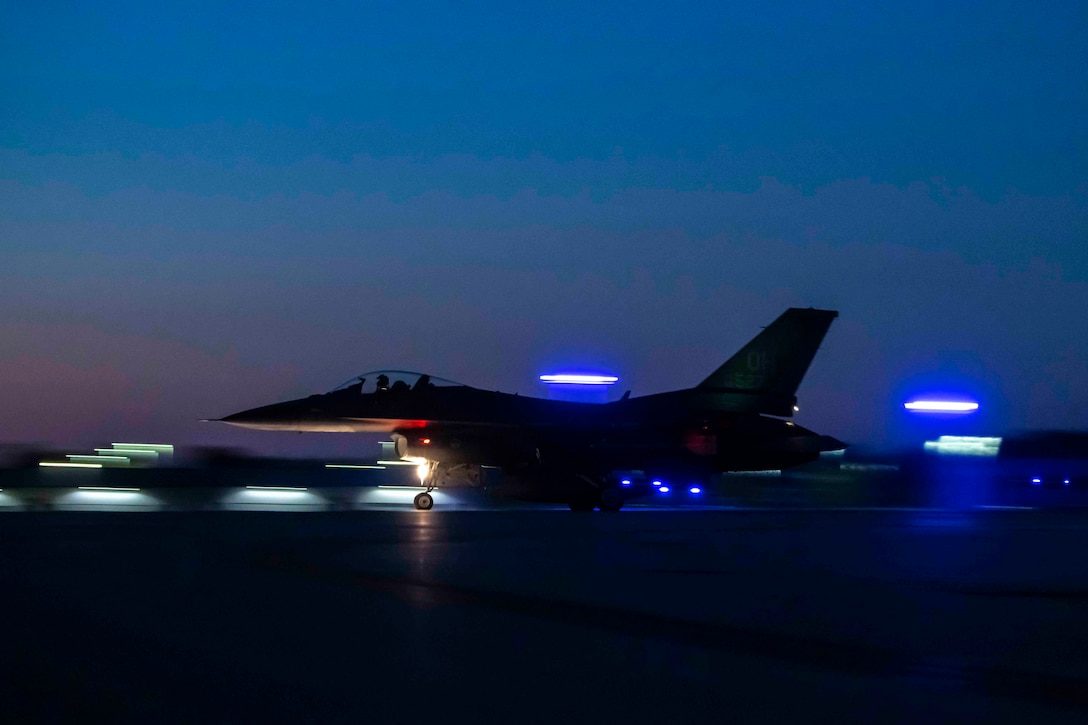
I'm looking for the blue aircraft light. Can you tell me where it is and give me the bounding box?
[689,486,702,494]
[539,374,618,385]
[904,400,979,413]
[1031,477,1042,485]
[651,480,662,487]
[620,479,632,486]
[658,486,670,493]
[1064,479,1071,486]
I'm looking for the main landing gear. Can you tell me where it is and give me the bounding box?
[414,491,434,510]
[598,487,624,512]
[568,487,625,512]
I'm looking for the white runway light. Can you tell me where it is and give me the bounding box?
[79,486,141,492]
[222,487,327,511]
[245,485,308,491]
[55,489,162,511]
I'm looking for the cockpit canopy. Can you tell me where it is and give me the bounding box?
[329,370,470,396]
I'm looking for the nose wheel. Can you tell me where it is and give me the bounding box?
[414,491,434,510]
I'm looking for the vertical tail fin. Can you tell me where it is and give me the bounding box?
[698,308,837,415]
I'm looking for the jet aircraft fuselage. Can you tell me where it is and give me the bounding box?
[216,308,844,510]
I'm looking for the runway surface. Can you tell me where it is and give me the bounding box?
[4,507,1088,723]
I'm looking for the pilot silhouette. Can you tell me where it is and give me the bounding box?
[376,374,390,392]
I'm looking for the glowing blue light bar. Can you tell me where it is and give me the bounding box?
[539,374,618,385]
[1032,477,1042,485]
[651,480,662,487]
[620,479,632,486]
[904,400,979,413]
[689,486,702,494]
[658,486,670,493]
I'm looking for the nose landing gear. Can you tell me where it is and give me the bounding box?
[413,491,434,510]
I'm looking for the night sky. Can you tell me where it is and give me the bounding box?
[2,1,1086,455]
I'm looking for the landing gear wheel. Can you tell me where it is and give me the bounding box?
[414,492,434,511]
[598,488,624,512]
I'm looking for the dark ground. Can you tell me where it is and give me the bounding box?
[4,506,1088,723]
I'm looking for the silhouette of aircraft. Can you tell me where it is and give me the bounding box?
[215,308,843,510]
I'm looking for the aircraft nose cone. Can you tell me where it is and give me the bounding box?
[217,401,304,431]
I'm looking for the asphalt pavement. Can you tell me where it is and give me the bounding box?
[4,507,1088,723]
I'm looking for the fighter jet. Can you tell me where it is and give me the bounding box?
[215,307,844,510]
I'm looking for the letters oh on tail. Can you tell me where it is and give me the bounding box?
[698,308,838,417]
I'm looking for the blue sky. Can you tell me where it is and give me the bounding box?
[1,1,1086,453]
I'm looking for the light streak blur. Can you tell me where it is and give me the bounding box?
[66,454,130,466]
[923,436,1001,457]
[79,486,141,492]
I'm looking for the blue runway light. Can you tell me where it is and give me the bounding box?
[651,480,662,487]
[657,486,670,493]
[620,479,632,486]
[1032,477,1042,485]
[689,486,702,494]
[1064,479,1071,486]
